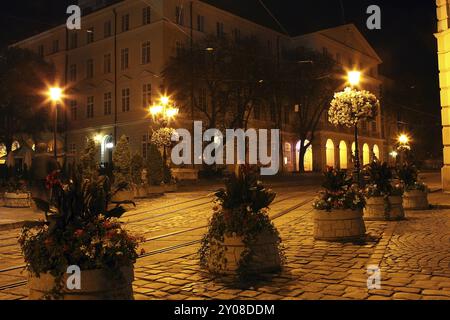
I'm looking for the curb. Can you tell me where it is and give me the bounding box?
[0,220,42,232]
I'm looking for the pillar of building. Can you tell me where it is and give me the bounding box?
[436,0,450,191]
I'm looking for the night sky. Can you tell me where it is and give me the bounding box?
[0,0,440,153]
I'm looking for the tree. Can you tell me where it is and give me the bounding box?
[112,135,132,188]
[146,143,163,186]
[79,138,98,179]
[0,47,54,152]
[130,152,144,186]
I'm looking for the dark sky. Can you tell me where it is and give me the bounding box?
[0,0,440,115]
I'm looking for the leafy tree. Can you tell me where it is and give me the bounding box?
[146,143,163,186]
[0,47,54,152]
[130,152,144,186]
[112,135,131,188]
[79,138,98,179]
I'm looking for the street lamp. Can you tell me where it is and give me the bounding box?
[148,95,179,125]
[347,70,361,87]
[397,133,411,164]
[398,133,409,145]
[347,70,362,184]
[48,86,63,160]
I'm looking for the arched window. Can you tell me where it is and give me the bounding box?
[373,144,380,161]
[101,135,114,165]
[11,141,20,151]
[326,139,335,167]
[284,142,291,165]
[296,140,313,172]
[363,143,370,165]
[339,141,348,169]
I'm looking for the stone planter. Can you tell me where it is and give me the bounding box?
[172,168,198,181]
[4,192,31,208]
[403,190,429,210]
[28,266,134,300]
[146,185,165,196]
[207,231,282,275]
[386,196,405,220]
[163,184,178,193]
[314,209,366,241]
[133,186,147,199]
[364,196,405,221]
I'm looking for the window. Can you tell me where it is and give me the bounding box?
[70,100,77,120]
[121,48,129,70]
[322,47,328,56]
[121,14,130,32]
[216,22,224,37]
[198,88,207,109]
[37,45,44,57]
[141,41,151,64]
[197,15,204,32]
[142,6,151,25]
[69,32,78,49]
[142,134,150,158]
[232,28,241,41]
[52,40,59,53]
[122,88,130,112]
[176,6,184,25]
[87,27,94,43]
[104,20,112,38]
[69,64,77,82]
[284,143,292,164]
[86,59,94,78]
[104,92,112,115]
[87,96,94,118]
[142,83,152,108]
[69,143,76,154]
[103,53,111,74]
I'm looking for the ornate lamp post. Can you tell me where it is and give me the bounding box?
[347,71,362,183]
[48,86,63,160]
[396,133,411,164]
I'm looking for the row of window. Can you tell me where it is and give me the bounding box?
[69,84,152,120]
[68,41,151,81]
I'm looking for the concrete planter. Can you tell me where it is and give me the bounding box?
[146,185,165,196]
[314,209,366,241]
[4,192,31,208]
[132,186,147,198]
[28,266,134,300]
[163,184,178,193]
[172,168,198,181]
[403,190,429,210]
[364,196,405,221]
[207,231,282,275]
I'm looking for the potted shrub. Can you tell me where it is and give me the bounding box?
[199,165,284,278]
[397,163,429,210]
[4,179,31,208]
[130,153,146,198]
[163,163,178,193]
[312,167,366,241]
[80,138,98,180]
[19,169,140,300]
[145,143,165,196]
[112,135,134,202]
[362,161,405,220]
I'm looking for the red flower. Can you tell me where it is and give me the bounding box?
[106,230,116,239]
[74,229,84,237]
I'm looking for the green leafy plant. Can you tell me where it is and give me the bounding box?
[396,162,427,192]
[313,167,365,211]
[362,160,396,197]
[199,165,284,278]
[130,153,144,186]
[112,135,132,189]
[19,168,140,299]
[79,138,98,180]
[146,143,164,186]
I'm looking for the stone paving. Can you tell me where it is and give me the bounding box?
[0,175,449,300]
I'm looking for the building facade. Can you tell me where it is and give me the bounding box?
[12,0,388,173]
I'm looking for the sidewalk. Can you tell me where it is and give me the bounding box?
[0,206,44,231]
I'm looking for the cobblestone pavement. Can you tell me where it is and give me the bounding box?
[0,181,449,300]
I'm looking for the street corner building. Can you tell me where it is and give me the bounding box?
[10,0,400,174]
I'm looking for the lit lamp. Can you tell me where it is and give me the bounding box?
[48,86,63,160]
[347,70,361,87]
[398,134,409,145]
[346,70,362,184]
[148,95,179,124]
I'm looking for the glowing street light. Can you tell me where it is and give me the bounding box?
[390,151,398,158]
[47,86,64,160]
[347,70,361,87]
[398,133,409,145]
[49,87,63,102]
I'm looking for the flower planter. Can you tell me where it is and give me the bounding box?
[403,190,429,210]
[133,186,147,199]
[163,184,178,193]
[146,185,165,196]
[313,209,366,241]
[364,196,405,221]
[207,231,282,275]
[4,192,31,208]
[28,266,134,300]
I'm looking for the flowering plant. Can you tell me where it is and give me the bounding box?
[396,163,428,192]
[362,161,400,197]
[150,127,178,148]
[328,87,379,127]
[19,168,141,298]
[313,167,365,211]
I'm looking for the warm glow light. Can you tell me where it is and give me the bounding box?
[165,107,179,118]
[48,87,63,102]
[390,151,398,158]
[398,134,409,144]
[347,71,361,86]
[105,142,114,149]
[205,47,214,51]
[160,96,170,106]
[94,134,103,143]
[150,104,163,116]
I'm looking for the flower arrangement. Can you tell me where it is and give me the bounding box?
[396,162,428,192]
[199,165,284,277]
[150,127,178,148]
[19,168,141,298]
[328,87,379,127]
[312,167,365,211]
[362,160,399,197]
